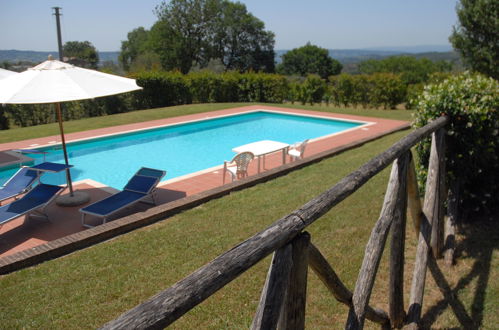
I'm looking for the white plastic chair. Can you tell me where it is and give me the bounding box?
[223,151,254,184]
[288,139,309,161]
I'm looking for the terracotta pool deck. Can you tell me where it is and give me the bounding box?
[0,105,409,264]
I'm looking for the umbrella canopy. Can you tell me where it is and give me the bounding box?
[0,57,142,205]
[0,59,141,104]
[0,68,19,80]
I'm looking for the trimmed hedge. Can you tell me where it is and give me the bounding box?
[329,73,406,109]
[1,71,289,129]
[1,69,452,130]
[2,95,133,129]
[413,72,499,216]
[287,75,327,105]
[132,71,288,107]
[132,71,191,109]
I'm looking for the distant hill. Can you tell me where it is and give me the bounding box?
[275,49,401,64]
[275,48,462,74]
[410,51,461,62]
[0,50,120,65]
[1,48,460,73]
[275,48,459,64]
[361,45,453,53]
[100,51,120,63]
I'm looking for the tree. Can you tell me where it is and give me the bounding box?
[358,56,453,84]
[128,52,163,72]
[148,0,275,73]
[277,43,342,79]
[149,0,216,73]
[1,61,13,70]
[63,41,99,69]
[449,0,499,79]
[119,27,151,71]
[211,1,275,72]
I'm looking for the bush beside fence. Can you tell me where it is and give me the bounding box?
[413,72,499,216]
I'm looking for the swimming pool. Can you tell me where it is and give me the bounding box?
[0,110,368,189]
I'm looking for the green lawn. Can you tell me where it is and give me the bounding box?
[0,102,413,144]
[0,104,496,329]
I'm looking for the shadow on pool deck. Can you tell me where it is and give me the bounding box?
[0,185,187,256]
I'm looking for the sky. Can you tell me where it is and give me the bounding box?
[0,0,459,52]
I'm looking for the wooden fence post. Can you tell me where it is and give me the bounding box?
[278,232,310,330]
[389,152,410,328]
[406,128,446,328]
[444,180,460,266]
[252,244,293,330]
[407,154,423,234]
[346,153,410,329]
[429,129,446,258]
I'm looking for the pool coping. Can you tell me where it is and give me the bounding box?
[0,105,401,153]
[0,107,375,186]
[9,108,375,151]
[0,106,389,188]
[0,105,410,274]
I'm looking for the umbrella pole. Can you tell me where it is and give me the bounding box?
[55,102,74,196]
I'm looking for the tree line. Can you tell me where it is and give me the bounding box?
[0,0,496,131]
[0,69,453,131]
[0,0,495,80]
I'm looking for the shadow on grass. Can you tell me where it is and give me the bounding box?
[421,214,498,329]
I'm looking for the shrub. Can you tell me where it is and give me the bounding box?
[257,74,288,103]
[187,71,221,103]
[0,107,9,130]
[3,94,134,128]
[214,71,240,102]
[351,75,371,108]
[368,73,407,109]
[237,72,262,102]
[285,81,301,104]
[329,74,355,107]
[298,75,326,105]
[413,72,499,216]
[132,71,191,109]
[5,104,55,127]
[407,73,455,110]
[406,83,424,110]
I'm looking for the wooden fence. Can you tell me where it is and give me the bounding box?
[102,116,452,329]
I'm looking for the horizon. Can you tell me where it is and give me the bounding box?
[0,1,458,52]
[0,44,454,53]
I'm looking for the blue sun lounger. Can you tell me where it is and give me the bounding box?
[0,183,65,226]
[80,167,166,228]
[0,167,41,205]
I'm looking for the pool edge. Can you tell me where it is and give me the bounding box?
[0,120,410,275]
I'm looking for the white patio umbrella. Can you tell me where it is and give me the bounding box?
[0,68,18,80]
[0,56,142,205]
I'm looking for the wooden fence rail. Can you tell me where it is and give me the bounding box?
[101,116,450,330]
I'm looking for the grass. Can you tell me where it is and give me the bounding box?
[0,103,244,143]
[0,102,413,144]
[0,104,496,328]
[278,102,414,121]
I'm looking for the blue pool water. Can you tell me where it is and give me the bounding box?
[0,111,364,189]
